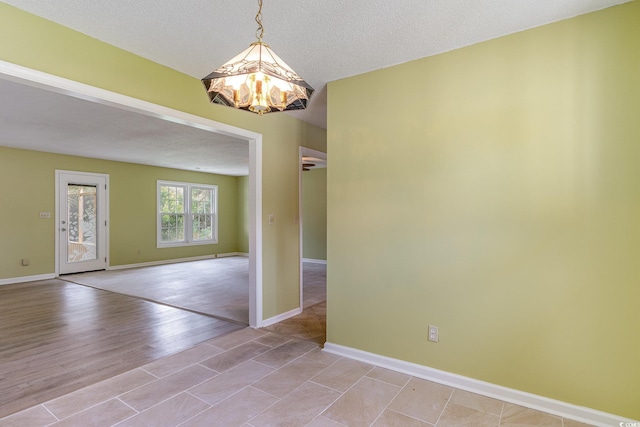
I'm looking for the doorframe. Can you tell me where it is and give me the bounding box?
[0,59,264,328]
[298,147,327,310]
[55,170,110,275]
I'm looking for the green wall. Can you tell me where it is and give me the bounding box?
[0,3,326,320]
[0,146,242,279]
[237,175,250,254]
[302,168,327,260]
[327,1,639,420]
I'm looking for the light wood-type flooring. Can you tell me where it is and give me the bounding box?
[64,257,250,324]
[0,262,596,426]
[0,259,326,420]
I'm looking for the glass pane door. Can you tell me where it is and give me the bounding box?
[58,171,108,275]
[67,184,98,262]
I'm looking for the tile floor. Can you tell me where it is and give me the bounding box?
[0,326,594,427]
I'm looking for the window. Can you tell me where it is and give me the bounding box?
[157,181,217,247]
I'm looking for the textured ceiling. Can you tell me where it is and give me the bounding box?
[0,0,631,175]
[0,78,250,175]
[1,0,631,129]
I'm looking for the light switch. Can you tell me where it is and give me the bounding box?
[268,214,275,225]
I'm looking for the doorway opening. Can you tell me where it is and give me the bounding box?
[56,170,109,275]
[0,60,264,328]
[298,149,327,300]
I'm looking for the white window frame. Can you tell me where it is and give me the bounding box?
[157,180,218,247]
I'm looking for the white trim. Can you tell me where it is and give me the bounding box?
[323,342,638,427]
[0,274,57,286]
[218,252,248,258]
[250,134,263,328]
[0,59,263,329]
[156,180,218,247]
[106,253,242,270]
[55,170,110,275]
[260,307,303,328]
[302,258,327,264]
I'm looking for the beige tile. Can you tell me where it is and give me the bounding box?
[448,389,503,416]
[500,403,563,426]
[305,348,342,365]
[249,382,341,427]
[141,343,225,377]
[50,399,136,427]
[254,332,293,347]
[367,366,412,387]
[436,402,499,427]
[189,360,274,405]
[253,339,320,368]
[200,340,272,372]
[0,405,57,427]
[44,368,157,419]
[306,415,348,427]
[388,378,453,424]
[185,386,278,426]
[311,358,373,392]
[323,376,401,426]
[372,409,432,427]
[253,356,329,398]
[114,392,210,427]
[205,327,267,349]
[563,419,596,427]
[119,364,216,412]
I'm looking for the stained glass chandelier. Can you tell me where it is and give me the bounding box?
[202,0,314,115]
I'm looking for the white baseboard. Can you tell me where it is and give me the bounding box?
[108,253,247,271]
[0,273,57,286]
[302,258,327,264]
[260,307,302,328]
[323,342,637,427]
[219,252,249,258]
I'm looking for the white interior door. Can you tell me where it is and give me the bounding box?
[57,171,108,274]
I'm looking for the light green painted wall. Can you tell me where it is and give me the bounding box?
[0,4,326,320]
[237,175,250,254]
[302,168,327,260]
[327,2,639,420]
[0,146,241,278]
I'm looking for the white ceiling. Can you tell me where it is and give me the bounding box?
[0,0,631,175]
[0,77,250,175]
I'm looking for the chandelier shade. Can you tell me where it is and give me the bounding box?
[201,0,314,115]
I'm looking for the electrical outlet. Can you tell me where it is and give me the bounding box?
[39,212,51,219]
[428,325,439,343]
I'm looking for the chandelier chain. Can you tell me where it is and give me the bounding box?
[255,0,265,41]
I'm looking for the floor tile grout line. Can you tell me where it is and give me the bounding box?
[116,396,139,415]
[498,399,506,425]
[311,364,378,424]
[115,365,222,422]
[243,386,284,425]
[368,378,405,427]
[139,366,163,379]
[432,388,455,426]
[364,369,412,389]
[41,404,60,425]
[42,376,149,423]
[174,392,215,427]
